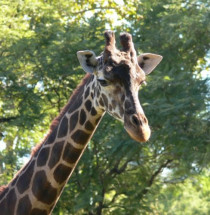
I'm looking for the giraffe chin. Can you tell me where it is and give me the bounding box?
[124,125,151,143]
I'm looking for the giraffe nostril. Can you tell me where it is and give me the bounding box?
[143,116,148,124]
[132,115,141,126]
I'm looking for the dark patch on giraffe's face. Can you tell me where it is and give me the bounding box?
[71,129,90,145]
[48,141,65,169]
[85,100,92,112]
[121,94,125,102]
[17,195,32,215]
[46,126,58,144]
[70,111,79,131]
[32,170,57,204]
[37,147,50,167]
[124,100,135,114]
[16,160,35,194]
[104,61,132,88]
[0,188,16,215]
[53,164,72,184]
[63,142,82,163]
[31,208,48,215]
[85,120,94,131]
[85,87,90,99]
[58,116,68,138]
[79,109,86,125]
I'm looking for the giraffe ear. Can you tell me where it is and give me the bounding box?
[137,53,163,75]
[77,50,98,74]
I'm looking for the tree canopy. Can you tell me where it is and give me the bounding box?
[0,0,209,214]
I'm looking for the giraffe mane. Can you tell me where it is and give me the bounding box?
[0,185,8,198]
[31,73,93,157]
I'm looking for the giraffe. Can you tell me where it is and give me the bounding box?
[0,31,162,215]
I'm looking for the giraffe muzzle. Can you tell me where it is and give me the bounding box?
[124,114,151,142]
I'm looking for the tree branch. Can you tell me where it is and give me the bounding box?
[109,159,130,175]
[0,116,18,123]
[71,6,117,15]
[140,159,173,197]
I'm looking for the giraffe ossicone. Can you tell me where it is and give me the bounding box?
[0,31,162,215]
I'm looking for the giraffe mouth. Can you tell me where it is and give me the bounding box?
[124,114,151,142]
[124,124,151,142]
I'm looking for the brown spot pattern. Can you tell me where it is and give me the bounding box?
[84,87,90,99]
[17,195,32,215]
[71,129,90,144]
[46,126,58,144]
[37,147,50,167]
[79,109,86,125]
[91,107,97,116]
[85,100,92,111]
[57,116,68,138]
[0,188,16,215]
[48,141,64,169]
[17,160,35,194]
[70,111,79,131]
[85,121,94,131]
[32,170,57,205]
[102,94,108,107]
[99,98,104,107]
[63,142,82,163]
[53,164,72,184]
[67,84,84,113]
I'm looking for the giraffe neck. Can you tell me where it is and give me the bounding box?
[0,74,105,215]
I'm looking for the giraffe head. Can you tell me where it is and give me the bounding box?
[77,31,162,142]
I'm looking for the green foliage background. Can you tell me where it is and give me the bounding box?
[0,0,209,214]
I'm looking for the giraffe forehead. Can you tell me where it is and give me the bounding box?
[104,61,144,86]
[98,51,145,84]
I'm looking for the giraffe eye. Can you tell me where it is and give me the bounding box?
[97,79,109,87]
